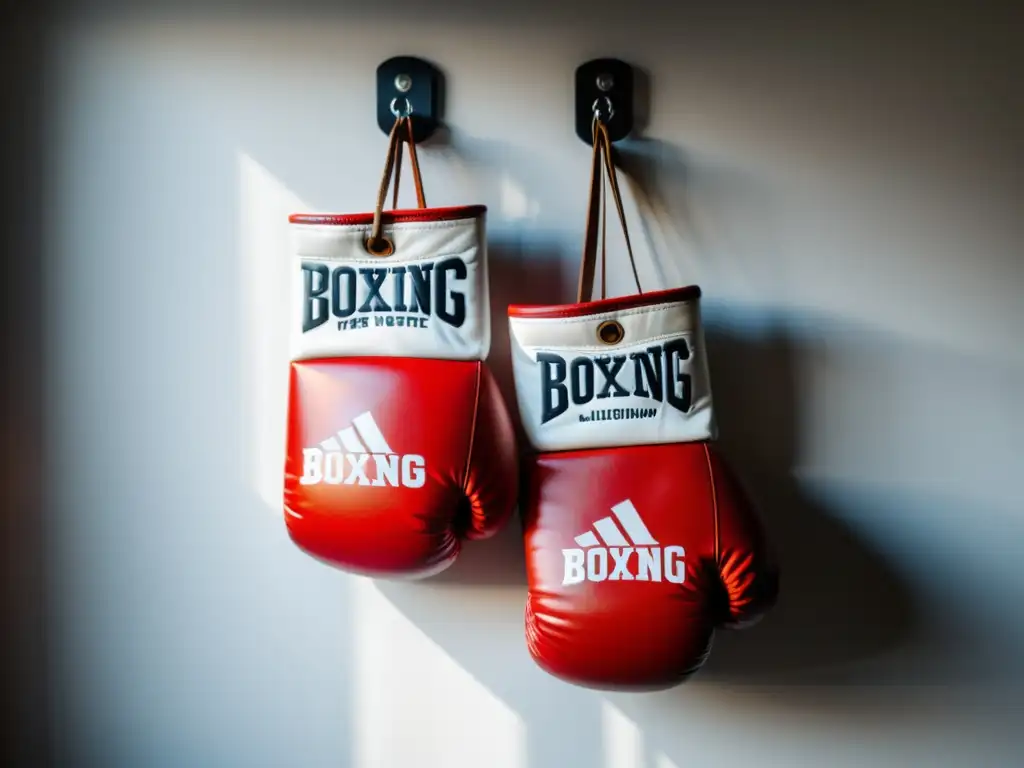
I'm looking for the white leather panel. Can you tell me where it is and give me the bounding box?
[509,294,717,452]
[289,213,489,362]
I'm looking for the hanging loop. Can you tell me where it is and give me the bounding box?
[390,97,414,119]
[592,96,615,122]
[366,114,428,256]
[575,115,642,303]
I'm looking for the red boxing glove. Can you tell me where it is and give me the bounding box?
[283,203,517,578]
[509,287,778,689]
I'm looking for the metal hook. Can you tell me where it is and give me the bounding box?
[390,97,414,118]
[592,95,614,123]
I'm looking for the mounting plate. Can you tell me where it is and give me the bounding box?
[376,56,441,143]
[574,58,634,144]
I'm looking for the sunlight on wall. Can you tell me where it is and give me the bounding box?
[237,151,305,513]
[499,173,539,221]
[601,700,644,768]
[602,701,681,768]
[352,577,527,768]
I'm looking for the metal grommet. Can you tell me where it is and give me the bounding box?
[596,319,625,345]
[364,236,395,257]
[390,97,414,118]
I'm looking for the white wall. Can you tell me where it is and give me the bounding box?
[40,2,1024,766]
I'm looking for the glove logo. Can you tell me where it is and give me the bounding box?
[537,339,693,425]
[301,258,468,333]
[561,500,685,585]
[299,410,426,488]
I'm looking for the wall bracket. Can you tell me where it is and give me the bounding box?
[376,56,441,143]
[574,58,634,144]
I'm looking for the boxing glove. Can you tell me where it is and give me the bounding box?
[282,187,518,576]
[509,286,778,689]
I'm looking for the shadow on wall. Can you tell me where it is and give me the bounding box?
[1,9,48,766]
[609,135,926,683]
[615,140,787,299]
[694,305,920,685]
[603,310,1024,767]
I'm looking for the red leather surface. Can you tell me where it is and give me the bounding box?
[523,442,777,690]
[288,205,486,226]
[284,357,517,578]
[508,285,701,319]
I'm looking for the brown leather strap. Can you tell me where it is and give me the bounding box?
[600,163,607,300]
[403,116,427,209]
[576,119,605,302]
[392,131,404,210]
[390,116,427,210]
[368,116,427,253]
[575,118,642,302]
[598,120,642,300]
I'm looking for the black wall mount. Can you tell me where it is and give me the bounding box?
[376,56,442,143]
[574,58,634,144]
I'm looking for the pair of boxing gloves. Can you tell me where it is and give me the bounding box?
[281,197,779,690]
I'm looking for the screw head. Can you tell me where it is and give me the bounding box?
[394,73,412,93]
[596,73,614,92]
